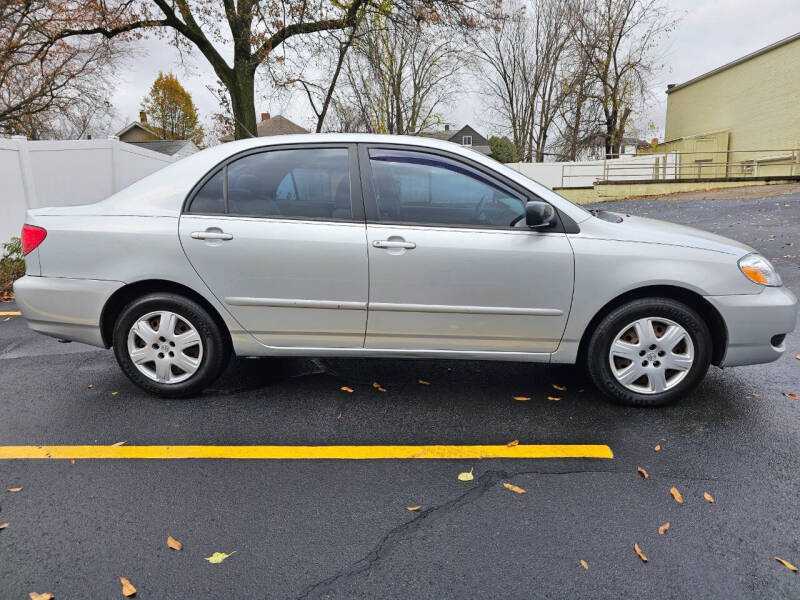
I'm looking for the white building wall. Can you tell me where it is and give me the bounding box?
[0,137,175,243]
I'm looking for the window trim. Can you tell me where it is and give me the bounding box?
[462,135,472,146]
[182,143,365,223]
[358,143,575,233]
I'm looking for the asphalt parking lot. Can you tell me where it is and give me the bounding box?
[1,187,799,599]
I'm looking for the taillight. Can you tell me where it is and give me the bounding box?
[21,224,47,256]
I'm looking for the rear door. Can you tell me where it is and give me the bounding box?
[179,144,368,348]
[360,145,574,354]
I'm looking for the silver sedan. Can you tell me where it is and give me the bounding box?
[13,134,797,406]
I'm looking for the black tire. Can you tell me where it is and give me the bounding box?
[586,297,712,407]
[112,293,229,398]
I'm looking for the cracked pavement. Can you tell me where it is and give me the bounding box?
[1,188,799,598]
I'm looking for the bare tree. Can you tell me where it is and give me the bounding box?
[0,0,118,138]
[333,13,465,135]
[471,0,570,162]
[569,0,674,157]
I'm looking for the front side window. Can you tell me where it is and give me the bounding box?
[369,149,526,228]
[189,148,351,220]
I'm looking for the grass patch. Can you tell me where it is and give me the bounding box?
[1,237,25,300]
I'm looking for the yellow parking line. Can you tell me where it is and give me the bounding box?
[0,311,21,316]
[0,444,613,460]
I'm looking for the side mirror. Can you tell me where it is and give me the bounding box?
[525,201,555,229]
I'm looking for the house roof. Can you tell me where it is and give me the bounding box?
[126,140,199,156]
[221,114,308,141]
[114,121,161,139]
[666,31,800,94]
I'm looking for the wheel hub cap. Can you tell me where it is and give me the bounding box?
[126,311,204,384]
[608,317,694,395]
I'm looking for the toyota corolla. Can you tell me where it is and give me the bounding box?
[13,134,797,405]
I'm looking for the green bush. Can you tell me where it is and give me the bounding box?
[0,237,25,298]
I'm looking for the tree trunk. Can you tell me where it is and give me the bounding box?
[228,66,257,140]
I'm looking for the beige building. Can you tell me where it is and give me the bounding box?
[661,32,800,178]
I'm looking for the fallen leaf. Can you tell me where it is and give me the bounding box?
[775,556,798,572]
[580,559,589,570]
[111,441,126,447]
[336,412,342,420]
[637,467,648,479]
[28,593,54,600]
[658,522,670,535]
[784,393,799,400]
[340,386,354,393]
[119,576,136,597]
[670,486,684,504]
[418,380,430,385]
[167,535,183,551]
[503,482,526,494]
[747,392,764,398]
[411,450,426,458]
[111,391,119,396]
[634,543,648,563]
[70,459,76,465]
[0,522,8,530]
[654,444,661,452]
[547,396,561,402]
[552,384,567,391]
[457,468,474,482]
[377,387,387,392]
[406,505,421,511]
[7,487,22,493]
[795,355,800,361]
[87,384,94,389]
[204,551,236,564]
[704,492,714,503]
[372,382,381,388]
[513,396,531,402]
[507,439,519,447]
[577,389,584,393]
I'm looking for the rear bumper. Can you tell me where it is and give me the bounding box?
[13,275,124,347]
[706,286,798,367]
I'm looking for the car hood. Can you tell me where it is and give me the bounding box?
[583,212,756,256]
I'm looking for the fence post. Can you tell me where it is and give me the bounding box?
[12,135,39,210]
[108,135,120,194]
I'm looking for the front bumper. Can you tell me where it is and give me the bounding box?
[706,286,798,367]
[13,275,124,347]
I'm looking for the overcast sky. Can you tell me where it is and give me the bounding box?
[110,0,800,142]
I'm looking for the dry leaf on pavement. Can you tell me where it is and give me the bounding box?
[111,441,126,447]
[704,492,715,503]
[502,482,526,494]
[87,384,94,389]
[747,392,764,398]
[0,522,8,530]
[111,392,119,396]
[547,396,561,402]
[775,557,798,572]
[7,487,22,492]
[784,393,799,400]
[580,559,589,570]
[336,413,342,420]
[377,387,387,392]
[28,593,54,600]
[795,354,800,360]
[513,396,531,402]
[634,543,648,563]
[119,576,136,597]
[637,467,648,479]
[457,468,474,482]
[507,439,519,447]
[340,386,354,393]
[552,384,567,391]
[167,535,183,551]
[658,522,670,535]
[418,380,430,385]
[372,382,381,389]
[654,444,661,452]
[204,551,236,564]
[406,505,421,511]
[670,486,684,504]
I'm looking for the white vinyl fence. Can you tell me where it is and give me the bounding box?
[0,136,176,243]
[508,152,679,189]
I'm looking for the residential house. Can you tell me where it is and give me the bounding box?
[661,32,800,178]
[115,112,200,159]
[422,124,491,156]
[220,113,308,142]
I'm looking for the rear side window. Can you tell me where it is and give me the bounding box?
[188,148,352,220]
[368,149,525,228]
[189,169,224,214]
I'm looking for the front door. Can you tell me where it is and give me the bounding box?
[360,146,574,354]
[180,144,368,348]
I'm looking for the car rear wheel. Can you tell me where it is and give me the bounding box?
[586,298,712,407]
[112,293,229,398]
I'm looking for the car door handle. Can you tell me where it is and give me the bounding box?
[191,231,233,241]
[373,240,416,250]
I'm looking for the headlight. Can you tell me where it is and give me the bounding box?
[738,253,782,287]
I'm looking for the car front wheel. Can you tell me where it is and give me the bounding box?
[586,298,712,407]
[112,293,229,398]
